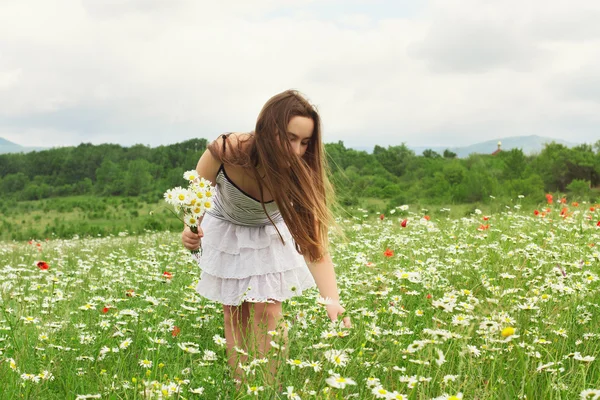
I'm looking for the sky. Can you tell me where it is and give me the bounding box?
[0,0,599,150]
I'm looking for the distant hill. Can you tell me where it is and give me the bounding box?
[0,137,48,154]
[406,135,580,158]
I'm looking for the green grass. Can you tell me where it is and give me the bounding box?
[0,200,599,399]
[0,196,182,241]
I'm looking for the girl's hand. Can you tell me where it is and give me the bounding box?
[326,302,351,328]
[181,226,203,251]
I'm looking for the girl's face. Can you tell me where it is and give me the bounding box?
[285,116,314,158]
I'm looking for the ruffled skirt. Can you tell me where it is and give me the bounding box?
[193,214,316,305]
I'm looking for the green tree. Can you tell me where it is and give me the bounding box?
[124,159,153,196]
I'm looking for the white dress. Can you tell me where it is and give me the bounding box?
[194,164,316,306]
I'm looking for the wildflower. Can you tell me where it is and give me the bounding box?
[139,359,153,368]
[203,350,217,361]
[401,219,408,227]
[281,386,301,400]
[546,194,553,204]
[379,214,384,221]
[324,349,349,367]
[7,358,17,371]
[247,385,264,396]
[325,374,357,389]
[36,261,49,270]
[177,343,200,354]
[172,326,181,337]
[213,334,227,346]
[21,316,40,324]
[442,375,459,384]
[163,271,173,279]
[466,345,481,357]
[423,215,431,221]
[366,377,381,387]
[183,170,198,181]
[580,389,600,399]
[307,360,322,372]
[534,209,540,216]
[287,359,303,368]
[384,249,394,257]
[372,386,390,398]
[119,338,132,349]
[435,348,446,366]
[102,307,110,314]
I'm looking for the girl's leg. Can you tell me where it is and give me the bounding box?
[223,304,247,381]
[247,301,287,383]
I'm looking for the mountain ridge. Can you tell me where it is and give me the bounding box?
[0,134,586,157]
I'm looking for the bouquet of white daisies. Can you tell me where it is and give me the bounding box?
[163,170,215,254]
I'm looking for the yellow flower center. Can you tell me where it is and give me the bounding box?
[501,327,515,337]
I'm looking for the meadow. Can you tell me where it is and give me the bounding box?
[1,200,599,399]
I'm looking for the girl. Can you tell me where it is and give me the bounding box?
[181,89,350,382]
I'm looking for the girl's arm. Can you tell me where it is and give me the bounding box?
[304,253,339,302]
[304,253,351,327]
[182,138,223,250]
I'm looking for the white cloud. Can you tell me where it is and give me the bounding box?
[0,0,598,149]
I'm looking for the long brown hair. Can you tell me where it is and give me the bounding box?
[207,89,333,261]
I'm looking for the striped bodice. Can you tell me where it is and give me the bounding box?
[206,165,282,226]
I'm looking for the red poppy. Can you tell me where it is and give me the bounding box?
[477,224,490,231]
[572,202,579,207]
[379,214,384,221]
[591,207,596,212]
[534,210,540,216]
[426,294,432,299]
[102,306,110,314]
[423,215,430,221]
[546,208,551,213]
[163,271,173,279]
[401,219,408,228]
[36,261,49,270]
[172,326,181,337]
[545,194,553,204]
[483,216,490,221]
[384,248,394,257]
[597,221,600,227]
[560,197,567,204]
[28,240,33,245]
[560,207,568,216]
[126,289,135,297]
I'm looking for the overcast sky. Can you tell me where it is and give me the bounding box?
[1,0,599,150]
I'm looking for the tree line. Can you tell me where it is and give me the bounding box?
[0,138,599,207]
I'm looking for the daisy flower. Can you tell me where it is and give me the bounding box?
[325,374,356,389]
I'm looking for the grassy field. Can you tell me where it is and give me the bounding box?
[0,196,182,242]
[0,195,504,243]
[0,201,599,399]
